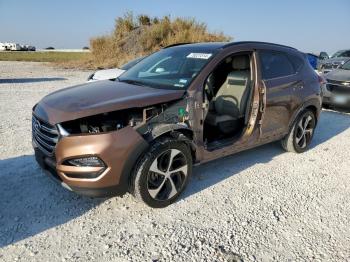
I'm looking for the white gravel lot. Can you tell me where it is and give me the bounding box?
[0,61,350,262]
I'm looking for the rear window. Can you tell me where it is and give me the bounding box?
[288,53,305,72]
[332,50,350,58]
[260,51,295,79]
[342,51,350,57]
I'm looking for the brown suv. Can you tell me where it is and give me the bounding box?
[32,42,322,207]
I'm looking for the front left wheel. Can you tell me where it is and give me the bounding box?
[131,137,192,208]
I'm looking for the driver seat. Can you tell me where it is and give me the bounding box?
[205,55,251,134]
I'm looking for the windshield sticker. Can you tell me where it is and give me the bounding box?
[187,53,212,59]
[179,79,188,84]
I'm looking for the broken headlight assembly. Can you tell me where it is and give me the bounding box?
[57,106,165,136]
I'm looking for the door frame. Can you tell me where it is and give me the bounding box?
[189,47,265,163]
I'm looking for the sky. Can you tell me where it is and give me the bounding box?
[0,0,349,55]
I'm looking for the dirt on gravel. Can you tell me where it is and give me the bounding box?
[0,61,350,261]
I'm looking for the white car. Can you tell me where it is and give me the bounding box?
[87,57,144,82]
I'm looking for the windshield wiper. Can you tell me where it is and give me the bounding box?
[117,78,147,86]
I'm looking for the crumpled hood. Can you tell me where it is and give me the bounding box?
[34,80,185,124]
[325,69,350,82]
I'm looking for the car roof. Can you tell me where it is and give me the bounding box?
[165,41,298,52]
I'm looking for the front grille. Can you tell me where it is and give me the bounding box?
[323,63,340,70]
[326,84,350,94]
[327,79,344,85]
[32,115,59,156]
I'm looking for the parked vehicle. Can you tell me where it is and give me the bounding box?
[319,51,329,60]
[322,59,350,109]
[318,49,350,74]
[0,42,36,51]
[307,53,318,70]
[32,42,322,208]
[87,56,144,82]
[7,43,22,51]
[22,45,36,51]
[0,43,6,51]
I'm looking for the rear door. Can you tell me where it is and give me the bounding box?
[258,50,302,139]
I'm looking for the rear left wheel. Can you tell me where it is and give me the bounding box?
[281,110,316,153]
[131,137,192,208]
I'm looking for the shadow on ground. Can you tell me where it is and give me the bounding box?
[0,155,104,248]
[0,77,66,84]
[183,109,350,199]
[0,110,349,248]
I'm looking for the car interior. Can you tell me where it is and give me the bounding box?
[203,53,253,147]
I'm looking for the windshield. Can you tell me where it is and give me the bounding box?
[118,47,216,89]
[331,50,350,58]
[340,60,350,70]
[120,56,144,71]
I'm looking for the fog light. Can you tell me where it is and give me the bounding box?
[64,156,105,167]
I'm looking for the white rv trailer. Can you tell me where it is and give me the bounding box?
[0,42,36,51]
[8,43,22,51]
[0,43,6,51]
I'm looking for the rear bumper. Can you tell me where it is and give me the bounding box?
[33,126,148,197]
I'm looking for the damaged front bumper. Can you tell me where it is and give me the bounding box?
[33,125,148,197]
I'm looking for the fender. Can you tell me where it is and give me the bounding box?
[147,123,194,141]
[288,97,322,130]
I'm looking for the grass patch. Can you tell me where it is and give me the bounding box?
[0,13,232,70]
[88,13,232,69]
[0,51,90,63]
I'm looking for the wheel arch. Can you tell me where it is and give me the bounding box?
[128,125,195,197]
[289,98,321,130]
[143,123,197,163]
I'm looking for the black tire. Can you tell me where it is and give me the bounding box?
[281,110,316,153]
[131,137,192,208]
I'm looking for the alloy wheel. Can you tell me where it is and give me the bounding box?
[147,149,188,201]
[295,114,315,149]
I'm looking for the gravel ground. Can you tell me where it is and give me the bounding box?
[0,61,350,262]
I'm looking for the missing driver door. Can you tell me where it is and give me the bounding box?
[201,51,261,162]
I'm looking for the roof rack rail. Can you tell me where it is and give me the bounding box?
[222,41,297,50]
[163,42,193,49]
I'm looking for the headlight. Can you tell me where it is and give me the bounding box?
[64,156,105,167]
[57,124,70,137]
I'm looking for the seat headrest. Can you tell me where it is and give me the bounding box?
[232,56,250,70]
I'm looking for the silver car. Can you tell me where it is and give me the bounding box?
[318,49,350,74]
[322,59,350,108]
[87,56,144,82]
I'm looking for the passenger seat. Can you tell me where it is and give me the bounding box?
[205,55,251,134]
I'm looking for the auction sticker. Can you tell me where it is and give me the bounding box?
[187,53,212,59]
